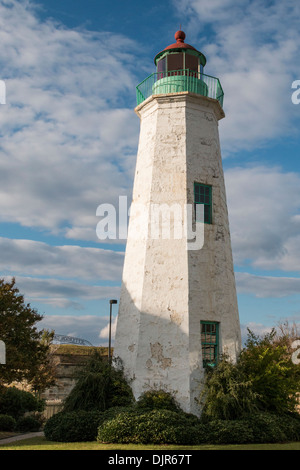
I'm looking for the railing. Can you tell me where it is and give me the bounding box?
[136,70,224,107]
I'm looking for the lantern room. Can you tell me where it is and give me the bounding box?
[154,30,206,76]
[136,30,224,108]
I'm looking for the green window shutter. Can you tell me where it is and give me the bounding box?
[194,183,212,224]
[200,321,219,367]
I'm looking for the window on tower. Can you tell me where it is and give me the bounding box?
[194,182,212,224]
[201,321,219,368]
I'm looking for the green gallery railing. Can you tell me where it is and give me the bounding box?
[136,70,224,107]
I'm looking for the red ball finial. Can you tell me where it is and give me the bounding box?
[175,30,186,43]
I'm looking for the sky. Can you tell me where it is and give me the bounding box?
[0,0,300,347]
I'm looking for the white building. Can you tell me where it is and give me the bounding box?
[114,30,241,416]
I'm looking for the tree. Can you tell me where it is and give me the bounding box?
[200,355,259,421]
[0,277,54,391]
[239,328,300,414]
[200,327,300,420]
[62,349,134,412]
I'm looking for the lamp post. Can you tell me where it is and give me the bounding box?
[108,299,117,362]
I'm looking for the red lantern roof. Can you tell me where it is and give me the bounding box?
[154,30,206,66]
[164,30,197,52]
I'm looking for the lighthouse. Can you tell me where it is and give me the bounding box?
[114,30,241,416]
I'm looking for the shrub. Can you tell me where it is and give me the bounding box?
[97,407,300,445]
[96,406,138,427]
[44,410,103,442]
[276,413,300,442]
[205,420,254,444]
[136,390,181,413]
[200,329,300,420]
[242,411,300,443]
[239,329,300,414]
[16,415,41,432]
[97,409,201,445]
[0,414,16,431]
[0,387,44,420]
[62,352,134,413]
[200,358,258,421]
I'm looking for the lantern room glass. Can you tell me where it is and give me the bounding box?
[167,53,183,72]
[156,52,201,76]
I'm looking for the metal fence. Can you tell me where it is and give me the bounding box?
[136,70,224,107]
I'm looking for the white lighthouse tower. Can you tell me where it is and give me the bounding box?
[114,30,241,416]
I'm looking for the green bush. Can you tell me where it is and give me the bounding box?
[16,415,41,433]
[242,411,300,443]
[136,390,181,412]
[200,329,300,421]
[62,352,134,413]
[276,413,300,442]
[97,409,202,445]
[203,412,300,444]
[0,414,16,431]
[96,407,300,445]
[44,410,103,442]
[206,420,254,444]
[96,406,138,427]
[200,358,258,421]
[0,387,44,420]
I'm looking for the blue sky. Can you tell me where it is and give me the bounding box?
[0,0,300,346]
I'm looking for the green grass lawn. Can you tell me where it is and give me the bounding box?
[0,436,300,450]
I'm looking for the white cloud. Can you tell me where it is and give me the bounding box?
[99,315,118,341]
[225,166,300,270]
[0,237,124,281]
[236,272,300,298]
[0,0,140,239]
[7,275,120,301]
[240,322,275,345]
[38,314,112,346]
[173,0,300,153]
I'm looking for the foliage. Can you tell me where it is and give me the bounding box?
[16,415,41,432]
[200,356,259,421]
[62,350,134,413]
[136,389,181,412]
[0,277,55,391]
[242,411,300,443]
[96,408,300,445]
[44,325,300,446]
[206,419,254,444]
[238,328,300,414]
[44,410,103,442]
[201,328,300,420]
[97,409,202,445]
[0,386,44,420]
[0,414,16,431]
[28,329,57,396]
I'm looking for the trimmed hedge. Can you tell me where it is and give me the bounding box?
[0,414,16,431]
[44,410,104,442]
[97,409,203,445]
[16,415,41,432]
[97,409,300,445]
[0,387,44,420]
[44,406,300,445]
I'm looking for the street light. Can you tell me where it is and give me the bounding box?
[108,299,118,362]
